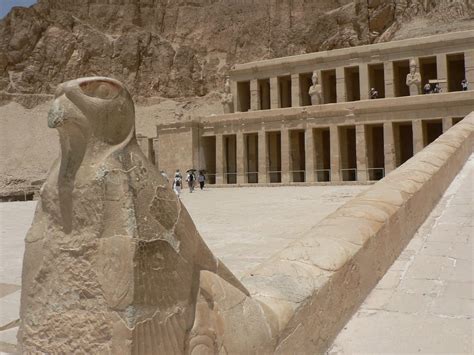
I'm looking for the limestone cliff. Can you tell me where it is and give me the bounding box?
[1,0,473,99]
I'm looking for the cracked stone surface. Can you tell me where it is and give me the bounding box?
[328,155,473,354]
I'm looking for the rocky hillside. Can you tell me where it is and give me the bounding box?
[1,0,473,99]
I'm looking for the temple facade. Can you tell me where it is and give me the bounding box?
[152,30,474,185]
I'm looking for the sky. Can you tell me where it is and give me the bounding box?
[1,0,37,19]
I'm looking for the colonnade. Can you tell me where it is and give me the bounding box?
[233,51,474,112]
[202,117,462,185]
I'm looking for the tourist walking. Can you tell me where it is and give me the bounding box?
[186,171,195,193]
[369,87,378,99]
[461,79,468,91]
[198,171,206,190]
[173,172,182,196]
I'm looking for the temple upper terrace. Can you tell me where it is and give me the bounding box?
[228,30,473,111]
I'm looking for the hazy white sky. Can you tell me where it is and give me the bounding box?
[1,0,37,19]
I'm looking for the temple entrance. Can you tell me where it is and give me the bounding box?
[267,131,282,183]
[278,75,292,108]
[344,66,360,101]
[339,126,357,181]
[224,135,237,184]
[321,69,337,103]
[393,122,413,167]
[419,56,437,88]
[258,78,270,110]
[393,60,410,97]
[423,119,443,146]
[245,133,259,183]
[201,136,216,184]
[289,130,305,182]
[368,63,385,98]
[237,81,250,112]
[299,73,312,106]
[314,127,331,182]
[447,53,465,92]
[365,124,385,180]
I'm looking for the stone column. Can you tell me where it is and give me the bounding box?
[231,81,239,112]
[270,77,279,109]
[436,53,448,92]
[442,117,453,132]
[384,61,394,98]
[464,50,474,87]
[360,64,369,100]
[383,122,396,175]
[236,132,245,184]
[356,124,367,181]
[250,79,259,111]
[336,67,346,103]
[215,134,224,184]
[305,128,315,182]
[330,125,341,181]
[281,128,291,183]
[258,130,267,184]
[291,73,300,107]
[412,119,424,154]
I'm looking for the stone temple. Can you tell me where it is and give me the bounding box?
[150,30,473,185]
[0,24,473,354]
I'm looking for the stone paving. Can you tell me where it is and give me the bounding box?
[329,155,473,354]
[0,184,367,352]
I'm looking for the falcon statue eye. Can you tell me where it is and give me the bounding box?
[80,80,120,100]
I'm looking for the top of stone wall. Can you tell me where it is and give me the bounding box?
[230,30,474,79]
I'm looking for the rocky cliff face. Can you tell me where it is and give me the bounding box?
[1,0,473,99]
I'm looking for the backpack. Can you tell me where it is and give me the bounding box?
[175,178,181,187]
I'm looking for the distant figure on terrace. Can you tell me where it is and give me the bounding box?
[173,171,182,196]
[406,58,422,95]
[198,171,206,190]
[187,171,195,193]
[423,83,432,94]
[461,79,469,91]
[308,71,322,105]
[433,83,442,93]
[369,88,378,99]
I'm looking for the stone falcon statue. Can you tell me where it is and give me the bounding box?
[18,77,275,353]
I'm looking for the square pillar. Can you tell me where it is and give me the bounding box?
[412,120,424,154]
[270,77,279,109]
[330,125,341,181]
[236,132,245,184]
[442,117,453,132]
[464,50,474,87]
[215,134,224,184]
[436,53,448,92]
[384,61,394,98]
[231,81,239,112]
[250,79,259,111]
[291,73,300,107]
[360,64,369,100]
[281,128,291,183]
[356,124,367,181]
[258,130,267,184]
[336,67,346,103]
[305,128,315,182]
[383,122,396,175]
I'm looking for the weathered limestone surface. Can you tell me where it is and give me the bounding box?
[18,77,275,353]
[240,113,474,353]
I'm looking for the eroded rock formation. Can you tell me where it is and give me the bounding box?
[18,77,276,353]
[1,0,472,98]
